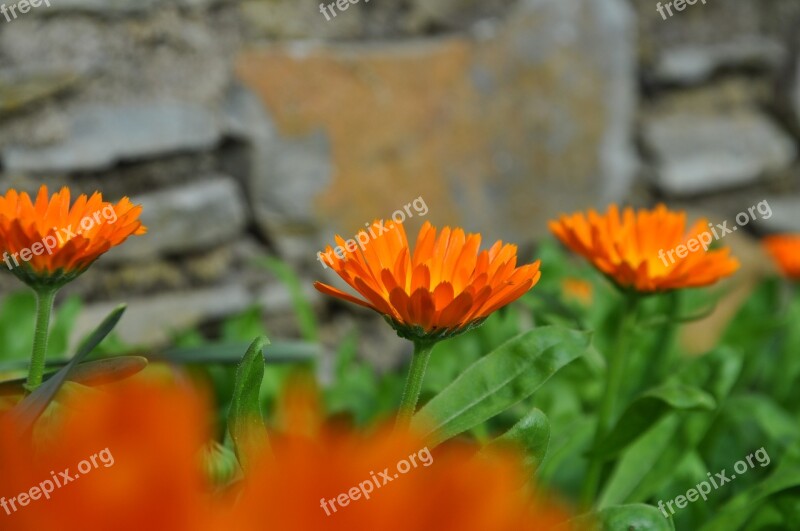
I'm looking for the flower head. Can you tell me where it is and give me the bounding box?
[549,204,739,293]
[0,186,146,288]
[764,234,800,280]
[314,221,541,342]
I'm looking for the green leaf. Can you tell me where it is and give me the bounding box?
[9,305,126,434]
[484,408,550,475]
[573,504,675,531]
[599,347,743,506]
[0,356,147,396]
[591,383,716,459]
[699,446,800,531]
[159,340,318,365]
[411,326,590,447]
[228,336,271,471]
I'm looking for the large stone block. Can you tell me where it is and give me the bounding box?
[643,110,797,196]
[236,0,637,260]
[105,176,248,261]
[4,103,222,173]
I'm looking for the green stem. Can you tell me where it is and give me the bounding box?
[26,287,57,392]
[395,341,434,430]
[581,292,639,508]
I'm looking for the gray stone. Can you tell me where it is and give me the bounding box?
[653,38,787,85]
[643,111,797,196]
[71,285,251,347]
[0,70,80,115]
[105,177,248,261]
[33,0,219,15]
[224,84,333,261]
[3,104,222,173]
[751,196,800,234]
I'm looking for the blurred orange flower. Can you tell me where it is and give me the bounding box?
[315,221,541,341]
[0,380,217,531]
[764,234,800,280]
[228,386,577,531]
[0,186,146,287]
[0,379,579,531]
[549,204,739,293]
[561,278,593,306]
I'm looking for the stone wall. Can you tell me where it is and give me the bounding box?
[0,0,798,346]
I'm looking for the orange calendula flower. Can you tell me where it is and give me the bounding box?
[549,204,739,293]
[764,234,800,280]
[0,186,146,288]
[314,221,541,341]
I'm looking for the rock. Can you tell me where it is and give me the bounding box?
[653,38,786,85]
[71,285,251,347]
[643,111,796,196]
[224,84,333,262]
[0,7,240,148]
[33,0,219,15]
[105,177,248,261]
[3,103,222,173]
[750,195,800,234]
[236,0,638,259]
[0,70,80,115]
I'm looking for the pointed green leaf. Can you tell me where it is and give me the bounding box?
[699,446,800,531]
[228,336,270,471]
[9,305,126,433]
[0,355,147,396]
[484,408,550,475]
[591,383,716,460]
[411,326,590,447]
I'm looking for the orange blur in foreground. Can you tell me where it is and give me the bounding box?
[0,379,578,531]
[315,221,541,340]
[763,234,800,280]
[549,204,739,293]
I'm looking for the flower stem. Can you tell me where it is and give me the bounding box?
[581,292,639,508]
[26,287,57,392]
[395,340,434,430]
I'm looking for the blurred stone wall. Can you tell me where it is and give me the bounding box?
[0,0,798,345]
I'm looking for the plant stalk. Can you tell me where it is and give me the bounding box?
[26,287,57,392]
[395,340,434,430]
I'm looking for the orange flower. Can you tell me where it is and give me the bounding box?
[549,204,739,293]
[561,278,593,306]
[0,186,146,287]
[314,221,541,341]
[0,378,580,531]
[764,234,800,280]
[0,379,218,531]
[227,387,578,531]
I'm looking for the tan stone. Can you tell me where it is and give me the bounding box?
[237,0,636,253]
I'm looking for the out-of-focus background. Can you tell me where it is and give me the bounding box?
[0,0,798,361]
